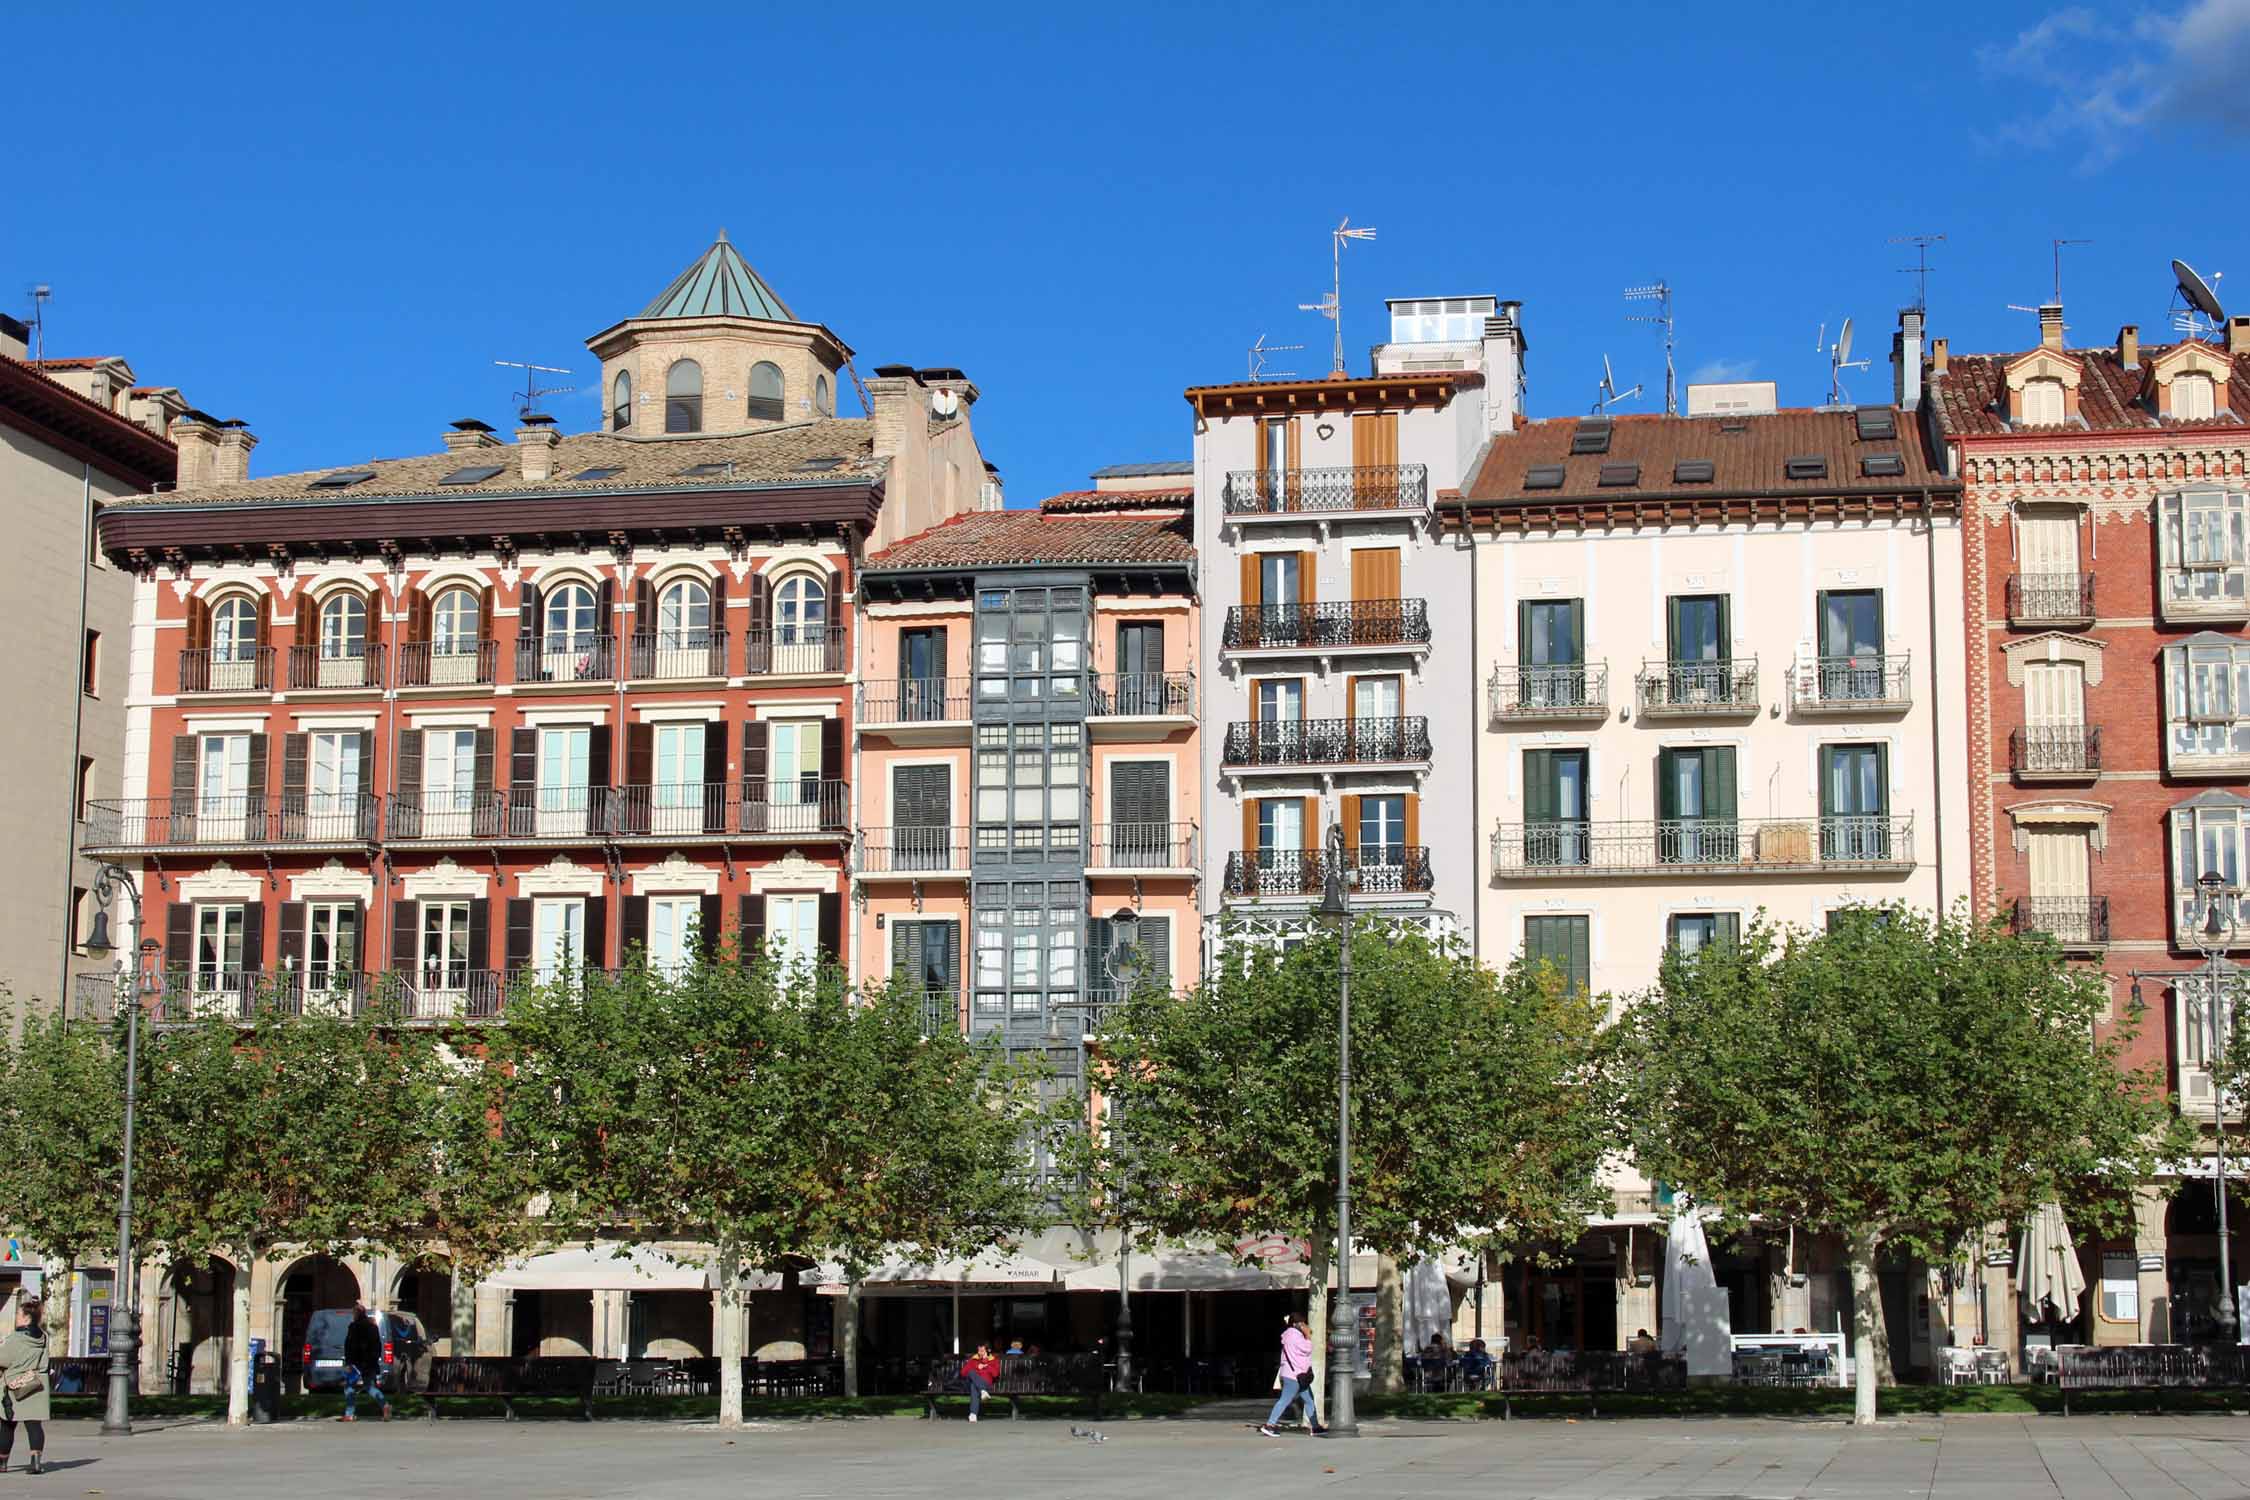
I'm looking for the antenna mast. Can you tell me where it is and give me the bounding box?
[493,360,574,420]
[1890,233,1945,313]
[1623,282,1676,415]
[1247,334,1304,381]
[2051,238,2092,304]
[25,285,50,365]
[1819,318,1870,407]
[1300,218,1377,375]
[1592,353,1642,415]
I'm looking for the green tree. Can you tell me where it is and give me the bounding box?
[402,1037,544,1354]
[1086,922,1614,1402]
[0,1004,125,1350]
[1617,907,2191,1424]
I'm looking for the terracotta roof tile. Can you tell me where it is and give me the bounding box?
[1930,340,2250,438]
[1037,488,1191,514]
[866,508,1194,571]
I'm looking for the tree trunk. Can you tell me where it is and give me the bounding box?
[715,1239,744,1429]
[226,1249,253,1427]
[840,1279,861,1398]
[450,1273,475,1357]
[45,1257,73,1352]
[1372,1254,1404,1395]
[1303,1243,1330,1415]
[1847,1228,1883,1426]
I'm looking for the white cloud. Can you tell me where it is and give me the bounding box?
[1980,0,2250,168]
[1690,358,1757,384]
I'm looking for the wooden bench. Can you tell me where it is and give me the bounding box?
[422,1356,597,1420]
[1496,1350,1687,1419]
[2058,1345,2250,1414]
[922,1353,1108,1420]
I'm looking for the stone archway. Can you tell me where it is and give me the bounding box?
[154,1255,238,1394]
[391,1263,457,1355]
[275,1255,360,1389]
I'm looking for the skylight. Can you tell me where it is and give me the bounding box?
[797,457,846,472]
[1569,419,1613,455]
[679,462,732,478]
[438,464,507,486]
[1673,459,1715,484]
[568,466,623,482]
[309,470,375,489]
[1598,462,1641,487]
[1524,465,1566,491]
[1860,453,1906,478]
[1784,455,1829,480]
[1854,408,1897,441]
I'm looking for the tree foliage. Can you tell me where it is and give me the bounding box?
[0,1003,126,1343]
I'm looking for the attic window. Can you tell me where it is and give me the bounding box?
[1860,453,1906,478]
[1524,465,1566,491]
[1597,462,1641,487]
[1569,419,1613,455]
[567,466,622,482]
[310,470,375,489]
[678,462,733,478]
[1784,455,1828,481]
[797,457,846,472]
[438,464,507,486]
[1854,409,1897,440]
[1673,459,1715,484]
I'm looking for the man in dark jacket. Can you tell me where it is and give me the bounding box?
[341,1304,390,1422]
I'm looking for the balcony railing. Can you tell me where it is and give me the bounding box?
[1223,599,1432,652]
[396,640,498,688]
[1490,815,1914,876]
[857,825,968,874]
[1635,658,1760,717]
[180,647,274,694]
[515,634,617,685]
[916,988,961,1037]
[1088,821,1198,870]
[608,781,737,837]
[2012,895,2110,949]
[2007,571,2096,625]
[745,625,846,675]
[1790,653,1911,713]
[1488,663,1611,721]
[1088,671,1196,718]
[2011,725,2101,779]
[627,629,729,680]
[859,677,971,726]
[1223,846,1435,899]
[1222,463,1429,517]
[285,643,385,691]
[737,778,851,836]
[84,795,380,850]
[605,780,851,838]
[1222,715,1431,768]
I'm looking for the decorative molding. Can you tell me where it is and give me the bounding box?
[750,852,837,894]
[288,859,376,903]
[520,706,613,727]
[178,861,263,901]
[516,856,605,898]
[630,853,721,896]
[402,856,491,902]
[2000,631,2108,688]
[2006,799,2111,853]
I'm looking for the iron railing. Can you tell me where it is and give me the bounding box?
[607,782,738,837]
[735,778,851,836]
[515,634,617,684]
[744,625,846,675]
[626,629,730,680]
[2010,725,2101,777]
[1487,663,1611,720]
[1635,658,1760,715]
[396,640,498,688]
[2012,895,2109,948]
[1088,670,1196,717]
[84,795,380,850]
[916,988,960,1037]
[604,780,850,837]
[70,971,123,1024]
[1490,814,1914,875]
[858,677,971,725]
[1223,599,1432,651]
[2007,571,2096,624]
[1223,463,1429,515]
[179,647,274,694]
[1222,715,1431,768]
[1790,653,1911,711]
[857,825,968,873]
[1223,846,1434,899]
[285,643,385,691]
[1088,822,1198,869]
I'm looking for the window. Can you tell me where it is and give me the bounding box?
[749,361,785,422]
[420,901,472,990]
[1358,794,1406,855]
[1819,744,1890,860]
[2025,659,2091,772]
[2021,377,2065,425]
[83,629,99,696]
[1255,797,1306,877]
[423,728,477,834]
[76,755,93,821]
[195,904,246,984]
[1256,679,1303,724]
[2025,828,2096,943]
[212,596,259,663]
[304,902,358,989]
[537,726,591,836]
[1523,749,1588,866]
[1351,674,1401,721]
[1816,589,1885,700]
[431,588,479,658]
[664,359,703,433]
[2176,372,2217,421]
[2167,639,2250,766]
[892,918,959,1001]
[1518,599,1587,709]
[2171,798,2250,941]
[198,734,251,836]
[320,593,368,659]
[769,719,820,822]
[307,731,363,836]
[773,574,828,671]
[533,898,585,981]
[646,895,701,977]
[1107,761,1171,866]
[612,369,633,431]
[766,893,821,972]
[1658,746,1738,863]
[544,583,598,650]
[1258,553,1300,615]
[652,723,706,832]
[814,373,832,416]
[1668,912,1738,954]
[2161,490,2250,611]
[1523,915,1590,995]
[657,578,711,653]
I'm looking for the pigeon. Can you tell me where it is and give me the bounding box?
[1068,1425,1108,1444]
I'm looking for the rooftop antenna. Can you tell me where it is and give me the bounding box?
[25,285,50,364]
[1593,353,1642,415]
[1818,317,1869,407]
[1623,282,1676,415]
[493,360,574,420]
[2051,238,2092,305]
[2171,258,2227,341]
[1299,217,1377,375]
[1890,233,1945,313]
[1247,334,1304,381]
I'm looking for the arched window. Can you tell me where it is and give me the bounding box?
[658,578,711,649]
[320,593,368,659]
[775,575,827,642]
[544,583,598,647]
[665,360,703,434]
[211,596,258,662]
[2021,377,2065,426]
[814,373,832,416]
[2177,373,2217,422]
[612,369,633,431]
[431,587,479,656]
[749,362,785,423]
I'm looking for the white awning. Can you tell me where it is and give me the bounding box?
[484,1244,780,1292]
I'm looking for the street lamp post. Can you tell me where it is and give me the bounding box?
[2194,870,2238,1342]
[1316,824,1359,1438]
[1102,906,1144,1394]
[82,864,157,1438]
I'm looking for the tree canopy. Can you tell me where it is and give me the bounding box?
[0,1003,125,1343]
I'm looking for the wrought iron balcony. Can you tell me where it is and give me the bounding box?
[388,787,612,843]
[1088,821,1198,870]
[859,677,970,726]
[1222,715,1431,769]
[179,646,274,694]
[857,825,968,874]
[2007,571,2095,626]
[1634,658,1760,717]
[1223,599,1432,653]
[1222,463,1429,517]
[1490,814,1914,877]
[626,629,729,680]
[745,624,846,675]
[285,643,385,691]
[1789,653,1911,714]
[1088,671,1196,718]
[2011,895,2110,950]
[396,640,498,688]
[2011,725,2101,780]
[917,987,961,1037]
[1488,663,1611,722]
[83,794,381,852]
[515,634,617,685]
[1222,845,1434,900]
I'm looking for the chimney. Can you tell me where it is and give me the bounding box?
[1480,302,1526,436]
[0,314,25,363]
[169,413,222,490]
[517,414,561,482]
[443,417,501,453]
[864,365,925,465]
[2038,304,2065,351]
[2118,325,2140,370]
[213,421,257,485]
[1930,338,1949,378]
[1892,309,1924,411]
[2230,316,2250,360]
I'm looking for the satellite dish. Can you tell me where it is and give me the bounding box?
[930,388,960,419]
[2175,259,2226,322]
[1836,317,1855,367]
[1603,353,1616,389]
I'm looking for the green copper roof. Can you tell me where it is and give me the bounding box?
[639,230,797,322]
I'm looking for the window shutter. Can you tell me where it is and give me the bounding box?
[583,897,606,971]
[166,902,193,970]
[342,901,364,974]
[634,576,655,624]
[1710,747,1738,819]
[509,728,536,830]
[1656,750,1679,823]
[1141,915,1172,990]
[1525,752,1557,823]
[1818,748,1837,819]
[407,590,430,645]
[1300,796,1318,859]
[254,592,271,650]
[589,725,611,789]
[478,584,495,642]
[295,601,318,651]
[1404,793,1420,851]
[738,894,766,966]
[818,718,842,784]
[472,729,494,795]
[520,582,541,630]
[709,574,729,675]
[598,579,615,652]
[942,920,961,996]
[1715,912,1740,947]
[186,596,211,652]
[698,894,721,961]
[467,899,489,972]
[626,723,653,789]
[241,901,265,974]
[1240,554,1260,614]
[1569,918,1590,994]
[818,892,842,959]
[504,899,533,974]
[1345,674,1359,726]
[280,902,306,971]
[1665,596,1683,660]
[891,918,913,977]
[245,734,268,837]
[747,574,771,672]
[1340,794,1361,851]
[619,896,648,961]
[1517,600,1532,666]
[1241,797,1258,857]
[1716,595,1732,659]
[742,720,769,784]
[391,898,417,973]
[1874,744,1890,816]
[171,734,197,817]
[283,734,309,829]
[705,720,730,832]
[1297,551,1317,609]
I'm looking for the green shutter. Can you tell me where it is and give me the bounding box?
[1524,752,1557,823]
[1567,600,1584,665]
[892,919,912,976]
[1716,911,1740,947]
[1568,917,1590,994]
[1818,747,1838,818]
[1709,746,1738,819]
[1665,596,1682,660]
[1656,750,1679,821]
[1873,744,1890,816]
[1517,600,1533,668]
[1715,596,1732,663]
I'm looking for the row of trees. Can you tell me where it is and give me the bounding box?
[0,904,2197,1428]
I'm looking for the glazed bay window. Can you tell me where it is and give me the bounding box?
[2165,636,2250,776]
[2160,489,2250,621]
[2171,797,2250,945]
[975,585,1085,707]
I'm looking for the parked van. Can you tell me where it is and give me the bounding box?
[301,1308,432,1393]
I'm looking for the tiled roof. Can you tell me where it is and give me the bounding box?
[1037,488,1191,514]
[1931,340,2250,438]
[24,356,119,370]
[108,419,881,508]
[866,507,1194,571]
[0,354,176,487]
[1463,406,1946,505]
[1089,461,1192,479]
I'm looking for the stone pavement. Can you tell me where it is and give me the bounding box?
[31,1411,2250,1500]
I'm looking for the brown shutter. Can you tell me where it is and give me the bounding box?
[1345,674,1360,725]
[504,899,533,973]
[1241,797,1258,857]
[467,898,490,971]
[746,573,771,672]
[626,723,653,788]
[473,729,494,796]
[509,728,536,830]
[698,894,722,960]
[583,897,606,971]
[392,897,418,974]
[742,721,769,781]
[186,597,211,652]
[1340,794,1361,852]
[1240,554,1260,612]
[255,591,271,649]
[737,894,765,966]
[241,901,265,973]
[619,896,648,961]
[1301,797,1319,894]
[394,728,423,793]
[818,892,842,959]
[171,733,198,802]
[634,576,655,623]
[818,718,842,784]
[478,584,495,642]
[1284,420,1302,508]
[1351,547,1400,603]
[245,733,268,837]
[407,589,430,645]
[280,901,306,970]
[166,902,193,969]
[295,600,317,650]
[282,733,309,827]
[709,573,729,675]
[1404,792,1420,851]
[1297,552,1317,608]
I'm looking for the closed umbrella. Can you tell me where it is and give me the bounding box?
[1403,1259,1454,1351]
[1658,1205,1732,1377]
[2016,1203,2087,1323]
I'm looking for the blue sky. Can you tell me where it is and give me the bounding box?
[12,0,2250,503]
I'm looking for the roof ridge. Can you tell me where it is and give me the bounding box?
[2,354,176,450]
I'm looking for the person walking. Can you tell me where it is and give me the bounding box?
[340,1303,390,1423]
[0,1296,51,1474]
[959,1343,1000,1423]
[1260,1314,1324,1437]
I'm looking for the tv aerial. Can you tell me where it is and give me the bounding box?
[1593,353,1642,415]
[1890,233,1945,313]
[1624,281,1676,415]
[494,360,574,419]
[1247,333,1304,381]
[1299,217,1377,375]
[1817,317,1869,407]
[2171,258,2227,340]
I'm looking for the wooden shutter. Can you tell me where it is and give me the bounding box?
[738,894,766,966]
[1524,751,1558,823]
[818,718,842,783]
[245,733,268,837]
[2028,830,2091,902]
[282,734,309,831]
[185,596,211,651]
[391,898,418,973]
[510,728,536,829]
[467,899,490,972]
[1345,673,1359,726]
[519,582,542,630]
[1297,551,1317,608]
[1242,798,1259,858]
[598,579,616,659]
[478,584,495,643]
[1352,410,1397,469]
[341,902,364,974]
[1340,794,1361,852]
[254,591,271,652]
[166,902,193,969]
[241,901,265,973]
[1818,747,1837,819]
[1715,912,1741,947]
[705,720,731,831]
[891,919,913,981]
[280,901,306,971]
[634,576,654,624]
[295,600,317,652]
[472,729,494,796]
[395,729,423,796]
[1240,554,1261,613]
[504,899,533,974]
[589,725,611,789]
[407,589,430,645]
[1404,793,1420,851]
[697,894,721,961]
[619,896,649,960]
[746,573,771,672]
[583,897,606,971]
[1350,547,1401,603]
[742,721,769,785]
[626,723,653,789]
[171,734,197,813]
[1709,747,1738,819]
[818,892,842,959]
[709,574,729,675]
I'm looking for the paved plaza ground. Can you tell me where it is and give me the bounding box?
[32,1408,2250,1499]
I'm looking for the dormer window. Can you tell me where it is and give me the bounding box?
[2176,372,2218,421]
[665,359,703,434]
[748,361,785,423]
[2021,377,2066,426]
[612,370,633,431]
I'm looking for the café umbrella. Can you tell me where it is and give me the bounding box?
[2017,1203,2087,1322]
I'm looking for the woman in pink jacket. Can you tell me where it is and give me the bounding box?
[1260,1315,1325,1436]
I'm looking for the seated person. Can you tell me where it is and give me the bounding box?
[1626,1328,1659,1355]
